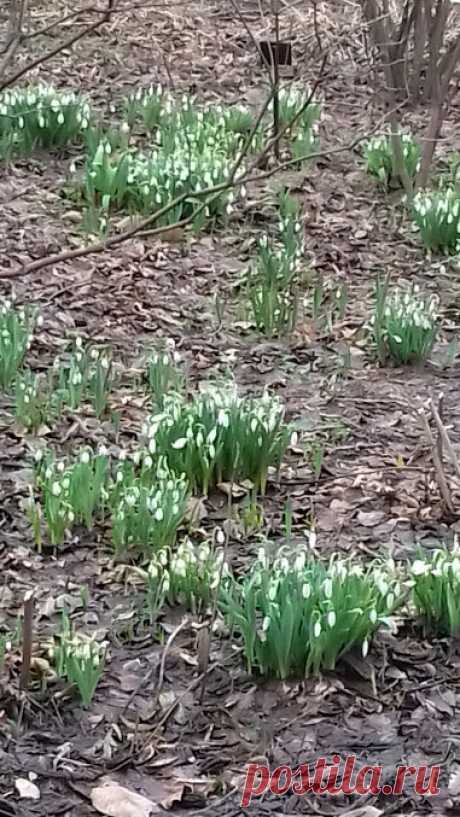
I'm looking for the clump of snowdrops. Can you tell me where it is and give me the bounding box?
[81,137,243,227]
[126,85,254,141]
[274,83,320,160]
[15,369,58,430]
[80,92,252,227]
[219,548,403,679]
[370,279,438,365]
[145,342,184,407]
[30,446,110,547]
[0,299,40,389]
[0,84,90,157]
[110,456,189,556]
[412,188,460,253]
[410,543,460,636]
[50,612,106,707]
[145,534,229,618]
[246,192,304,336]
[363,131,420,188]
[143,385,291,495]
[54,338,113,416]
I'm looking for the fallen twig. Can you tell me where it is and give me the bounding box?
[418,406,455,514]
[20,589,35,691]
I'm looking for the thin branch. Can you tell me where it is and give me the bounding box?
[431,395,460,482]
[418,407,455,514]
[20,589,34,691]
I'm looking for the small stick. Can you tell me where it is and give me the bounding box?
[157,617,189,693]
[431,396,460,481]
[418,408,455,513]
[437,392,444,462]
[20,590,34,691]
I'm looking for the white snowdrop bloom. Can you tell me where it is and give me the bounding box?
[268,581,278,601]
[369,608,378,624]
[34,449,43,463]
[362,639,369,658]
[216,528,226,546]
[279,557,289,574]
[262,616,271,632]
[51,482,61,497]
[386,592,394,609]
[314,620,321,638]
[57,461,65,473]
[172,437,187,450]
[143,455,153,469]
[327,610,336,628]
[174,558,187,577]
[302,583,311,599]
[149,438,156,454]
[217,409,229,427]
[155,508,164,522]
[198,544,210,561]
[80,451,90,464]
[452,558,460,575]
[323,578,333,599]
[411,559,429,576]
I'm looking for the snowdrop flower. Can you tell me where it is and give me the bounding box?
[51,482,61,497]
[327,610,336,628]
[294,552,306,572]
[323,578,333,599]
[216,528,225,546]
[411,559,429,576]
[314,620,321,638]
[262,616,271,632]
[302,583,311,599]
[172,437,187,450]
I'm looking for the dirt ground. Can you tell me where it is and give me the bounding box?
[1,1,460,816]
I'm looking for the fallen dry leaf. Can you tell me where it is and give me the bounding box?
[91,783,158,817]
[15,778,40,800]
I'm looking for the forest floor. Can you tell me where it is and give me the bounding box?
[1,1,460,816]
